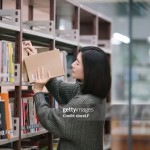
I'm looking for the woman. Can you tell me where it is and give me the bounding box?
[24,41,111,150]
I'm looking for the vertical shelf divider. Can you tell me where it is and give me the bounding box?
[13,0,23,149]
[48,0,56,150]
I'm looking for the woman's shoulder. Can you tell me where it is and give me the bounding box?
[72,93,105,105]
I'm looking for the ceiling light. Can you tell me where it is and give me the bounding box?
[113,32,130,44]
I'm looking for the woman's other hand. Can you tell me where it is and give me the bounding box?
[33,67,51,94]
[23,40,37,55]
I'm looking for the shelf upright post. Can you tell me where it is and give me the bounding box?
[47,94,54,150]
[13,0,22,149]
[28,5,33,21]
[50,0,55,49]
[72,6,79,30]
[47,1,56,150]
[93,15,98,45]
[27,2,34,92]
[28,3,33,30]
[72,5,80,59]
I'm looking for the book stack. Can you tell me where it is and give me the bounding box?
[9,90,40,135]
[0,93,15,139]
[0,41,15,83]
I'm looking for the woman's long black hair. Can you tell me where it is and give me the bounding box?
[79,46,111,99]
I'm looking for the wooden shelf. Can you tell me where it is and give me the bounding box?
[55,37,78,46]
[22,82,33,86]
[0,22,20,31]
[65,0,79,6]
[21,129,49,139]
[79,42,90,47]
[0,82,20,86]
[0,136,19,146]
[23,29,53,39]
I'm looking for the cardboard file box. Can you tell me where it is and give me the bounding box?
[24,49,64,83]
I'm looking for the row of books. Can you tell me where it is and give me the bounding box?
[0,93,14,139]
[0,90,59,140]
[0,91,39,140]
[21,97,39,134]
[9,90,40,135]
[0,40,69,84]
[0,41,15,83]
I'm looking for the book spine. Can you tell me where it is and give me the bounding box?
[6,42,10,82]
[0,100,7,139]
[28,97,36,133]
[21,98,24,134]
[2,41,8,82]
[8,104,14,137]
[23,98,30,134]
[0,93,11,139]
[8,43,14,82]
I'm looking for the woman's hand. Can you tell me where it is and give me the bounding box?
[23,40,37,55]
[33,67,51,94]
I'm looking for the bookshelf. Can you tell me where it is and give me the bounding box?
[0,0,112,150]
[98,17,111,54]
[79,5,98,46]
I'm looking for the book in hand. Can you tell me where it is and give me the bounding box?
[24,49,64,83]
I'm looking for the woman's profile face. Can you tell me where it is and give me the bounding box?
[71,52,84,81]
